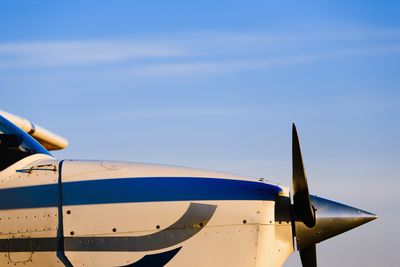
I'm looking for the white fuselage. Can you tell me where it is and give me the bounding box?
[0,155,294,267]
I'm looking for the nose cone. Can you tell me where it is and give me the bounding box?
[295,195,377,250]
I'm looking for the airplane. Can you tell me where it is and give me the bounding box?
[0,110,377,267]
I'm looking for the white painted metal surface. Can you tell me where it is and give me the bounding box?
[0,156,294,266]
[60,160,294,267]
[0,156,63,266]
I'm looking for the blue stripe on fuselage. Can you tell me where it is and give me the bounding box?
[0,183,59,210]
[0,177,282,210]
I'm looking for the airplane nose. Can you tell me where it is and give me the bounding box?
[295,195,377,250]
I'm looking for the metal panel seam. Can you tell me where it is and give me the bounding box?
[56,160,72,266]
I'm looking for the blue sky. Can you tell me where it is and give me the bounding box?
[1,1,399,266]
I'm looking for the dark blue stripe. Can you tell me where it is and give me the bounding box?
[0,183,59,210]
[63,177,282,206]
[0,177,282,210]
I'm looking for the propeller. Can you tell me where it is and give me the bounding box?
[291,124,377,267]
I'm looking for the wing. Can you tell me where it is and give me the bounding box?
[0,110,68,150]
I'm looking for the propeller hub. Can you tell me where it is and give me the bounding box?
[295,195,377,250]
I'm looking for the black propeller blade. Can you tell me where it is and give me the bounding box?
[299,245,317,267]
[292,123,315,228]
[292,124,318,267]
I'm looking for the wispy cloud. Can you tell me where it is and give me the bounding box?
[0,40,188,67]
[0,28,399,75]
[104,107,246,121]
[124,44,400,77]
[123,56,315,77]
